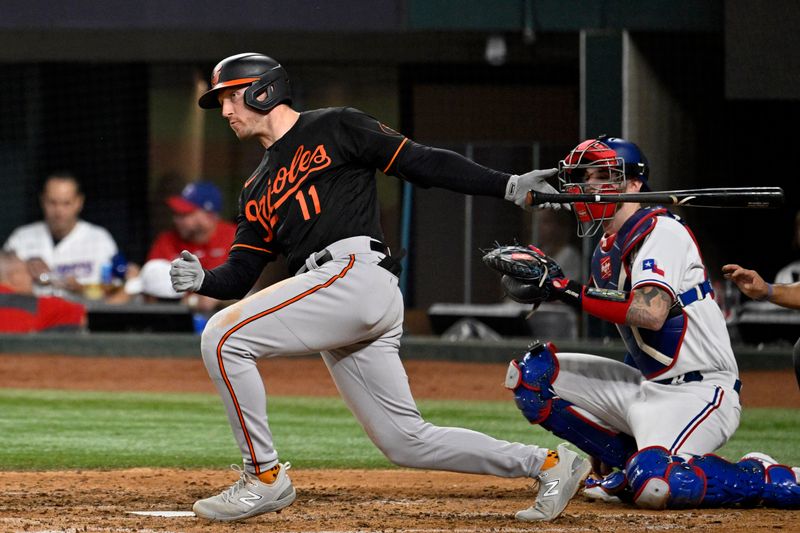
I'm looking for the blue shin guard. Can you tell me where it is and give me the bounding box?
[689,454,764,507]
[761,464,800,508]
[627,447,705,509]
[506,342,637,469]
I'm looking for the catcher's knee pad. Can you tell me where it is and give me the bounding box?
[627,447,706,509]
[505,341,559,423]
[506,342,637,468]
[688,454,764,507]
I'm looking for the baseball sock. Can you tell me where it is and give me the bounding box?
[542,449,560,470]
[257,463,281,484]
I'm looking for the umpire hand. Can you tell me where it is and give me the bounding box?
[170,250,205,292]
[504,168,562,211]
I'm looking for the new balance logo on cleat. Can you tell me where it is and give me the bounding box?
[239,490,263,508]
[542,479,560,497]
[516,444,591,522]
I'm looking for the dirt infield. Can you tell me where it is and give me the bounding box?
[1,353,799,532]
[2,467,799,533]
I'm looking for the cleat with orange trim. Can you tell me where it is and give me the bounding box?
[516,443,591,521]
[193,462,295,522]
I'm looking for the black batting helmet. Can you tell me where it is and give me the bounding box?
[198,52,292,112]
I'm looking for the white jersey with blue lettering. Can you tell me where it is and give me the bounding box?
[3,220,118,290]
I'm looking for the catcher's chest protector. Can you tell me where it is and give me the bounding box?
[590,207,688,378]
[590,207,672,292]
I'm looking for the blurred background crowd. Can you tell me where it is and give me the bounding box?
[0,0,797,343]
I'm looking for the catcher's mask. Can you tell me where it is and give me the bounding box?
[198,52,292,112]
[558,135,649,237]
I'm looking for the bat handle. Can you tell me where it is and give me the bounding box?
[527,190,563,206]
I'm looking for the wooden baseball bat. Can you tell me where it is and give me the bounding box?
[528,187,784,209]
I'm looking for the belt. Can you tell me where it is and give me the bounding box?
[296,239,401,276]
[654,370,742,394]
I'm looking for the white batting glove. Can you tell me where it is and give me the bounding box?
[170,250,205,292]
[505,168,563,211]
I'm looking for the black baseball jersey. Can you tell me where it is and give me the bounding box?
[232,107,402,274]
[200,106,510,300]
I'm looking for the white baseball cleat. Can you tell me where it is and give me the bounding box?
[193,462,296,522]
[741,452,800,483]
[516,443,591,521]
[740,452,778,466]
[582,484,623,503]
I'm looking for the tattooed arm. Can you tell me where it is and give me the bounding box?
[626,285,673,330]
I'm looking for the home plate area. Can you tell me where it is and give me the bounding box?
[1,467,798,533]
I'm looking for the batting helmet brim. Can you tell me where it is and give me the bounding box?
[198,77,260,109]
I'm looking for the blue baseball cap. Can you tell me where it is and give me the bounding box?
[167,181,222,214]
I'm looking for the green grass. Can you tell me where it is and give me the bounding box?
[0,388,797,470]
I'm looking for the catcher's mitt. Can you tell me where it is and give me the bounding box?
[481,245,564,304]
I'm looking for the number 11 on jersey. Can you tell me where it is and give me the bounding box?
[296,185,321,220]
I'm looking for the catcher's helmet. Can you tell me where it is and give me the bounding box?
[198,52,292,112]
[601,136,649,190]
[558,135,650,237]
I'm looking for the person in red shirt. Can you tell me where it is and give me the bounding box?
[148,180,236,269]
[0,251,86,333]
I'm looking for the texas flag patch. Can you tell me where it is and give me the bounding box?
[642,258,665,276]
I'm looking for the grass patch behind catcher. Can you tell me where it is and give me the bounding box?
[0,388,797,470]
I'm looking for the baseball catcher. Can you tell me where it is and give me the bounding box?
[483,136,800,510]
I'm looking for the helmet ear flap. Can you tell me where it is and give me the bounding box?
[244,68,292,112]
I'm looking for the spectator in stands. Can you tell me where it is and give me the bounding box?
[147,180,236,268]
[3,172,118,299]
[0,251,86,333]
[123,259,184,303]
[147,180,236,315]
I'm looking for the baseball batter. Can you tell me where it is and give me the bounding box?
[169,52,590,523]
[497,136,800,509]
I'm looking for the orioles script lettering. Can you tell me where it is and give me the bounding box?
[245,144,332,242]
